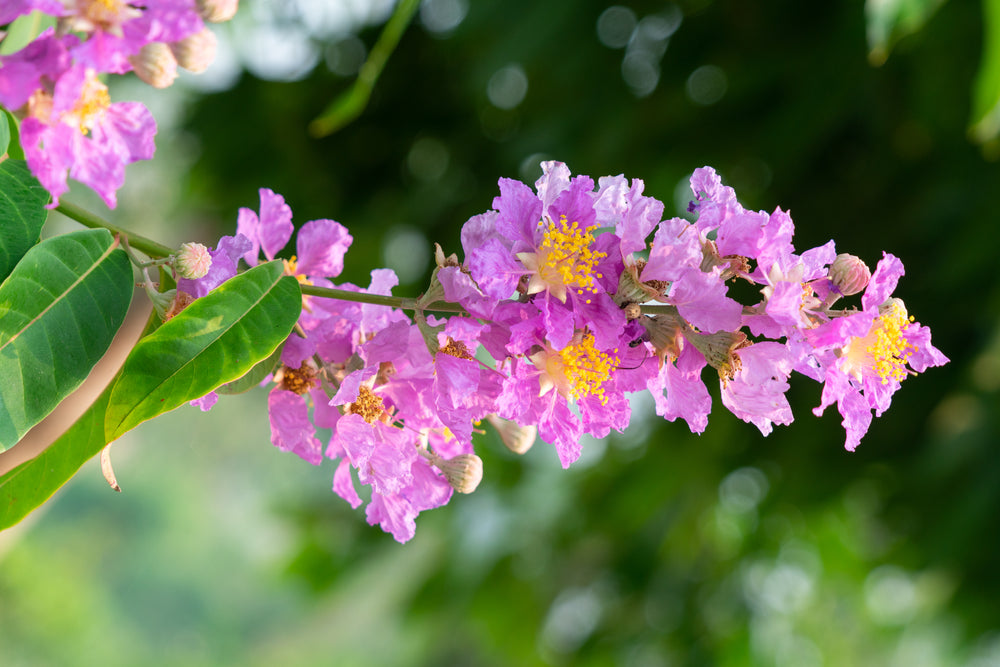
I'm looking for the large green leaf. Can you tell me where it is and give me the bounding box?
[0,159,50,281]
[0,229,132,451]
[0,386,113,530]
[105,261,301,440]
[214,343,283,395]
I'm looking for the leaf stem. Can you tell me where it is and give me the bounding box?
[56,200,175,259]
[300,284,468,314]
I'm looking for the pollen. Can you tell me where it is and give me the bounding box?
[533,333,619,405]
[348,385,386,424]
[68,72,111,135]
[867,300,916,384]
[518,215,606,302]
[279,362,318,395]
[439,338,475,360]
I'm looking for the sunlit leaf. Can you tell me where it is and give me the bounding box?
[0,158,50,281]
[970,0,1000,144]
[865,0,947,65]
[105,261,301,440]
[0,229,132,451]
[214,343,283,395]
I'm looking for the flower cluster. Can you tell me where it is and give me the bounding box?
[0,0,236,207]
[179,163,947,542]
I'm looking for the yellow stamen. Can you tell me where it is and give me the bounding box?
[530,333,618,404]
[844,299,916,384]
[516,215,606,303]
[68,72,110,135]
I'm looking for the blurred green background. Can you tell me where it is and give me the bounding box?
[2,0,998,664]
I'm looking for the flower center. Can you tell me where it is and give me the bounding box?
[518,215,605,303]
[439,338,474,360]
[279,362,317,395]
[73,0,142,34]
[845,299,916,384]
[348,385,386,424]
[531,333,618,404]
[67,72,110,135]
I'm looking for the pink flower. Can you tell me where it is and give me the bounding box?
[807,253,948,450]
[18,65,156,207]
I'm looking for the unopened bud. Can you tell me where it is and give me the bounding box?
[175,242,212,279]
[829,253,871,296]
[434,453,483,494]
[485,414,536,454]
[170,27,217,73]
[197,0,239,22]
[129,42,178,89]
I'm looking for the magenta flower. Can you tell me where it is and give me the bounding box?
[61,0,204,74]
[806,253,949,450]
[16,64,156,208]
[463,161,626,349]
[0,0,64,26]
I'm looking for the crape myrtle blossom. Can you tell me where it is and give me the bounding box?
[0,30,157,208]
[135,164,944,542]
[806,253,948,450]
[2,0,205,74]
[0,1,230,206]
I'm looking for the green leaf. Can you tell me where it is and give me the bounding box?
[865,0,947,65]
[0,109,10,156]
[0,159,51,281]
[3,111,25,160]
[215,343,283,395]
[971,0,1000,144]
[105,261,301,440]
[0,386,113,530]
[0,229,132,451]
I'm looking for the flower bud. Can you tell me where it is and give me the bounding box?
[170,27,218,73]
[434,453,484,494]
[829,253,871,296]
[197,0,239,23]
[129,42,178,89]
[485,414,536,454]
[175,242,212,279]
